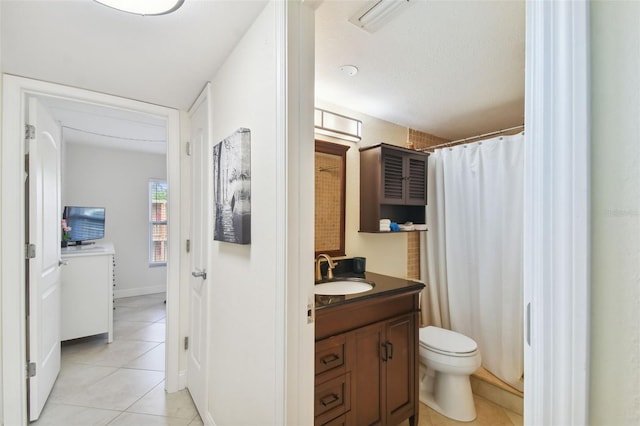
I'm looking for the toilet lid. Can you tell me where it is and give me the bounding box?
[419,326,478,354]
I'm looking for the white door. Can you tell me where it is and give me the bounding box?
[27,97,62,421]
[187,86,211,416]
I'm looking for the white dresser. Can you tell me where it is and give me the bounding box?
[60,242,115,343]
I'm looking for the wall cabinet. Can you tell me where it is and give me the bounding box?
[359,143,429,232]
[315,287,420,426]
[60,243,115,342]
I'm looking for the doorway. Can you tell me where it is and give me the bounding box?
[1,75,183,425]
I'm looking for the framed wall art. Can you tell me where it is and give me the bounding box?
[213,128,251,244]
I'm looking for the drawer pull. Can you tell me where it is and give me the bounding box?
[320,393,340,407]
[387,342,394,360]
[320,354,340,365]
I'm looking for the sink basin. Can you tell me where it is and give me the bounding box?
[314,279,374,295]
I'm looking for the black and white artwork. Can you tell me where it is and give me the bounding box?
[213,128,251,244]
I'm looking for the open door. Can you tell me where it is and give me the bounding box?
[26,97,62,421]
[186,85,211,417]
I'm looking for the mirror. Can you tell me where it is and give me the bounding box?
[315,140,350,257]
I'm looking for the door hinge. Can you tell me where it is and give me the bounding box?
[25,124,35,140]
[25,243,36,259]
[184,336,189,350]
[186,239,191,253]
[186,141,191,156]
[27,362,36,378]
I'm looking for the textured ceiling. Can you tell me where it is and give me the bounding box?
[315,0,526,140]
[1,0,525,149]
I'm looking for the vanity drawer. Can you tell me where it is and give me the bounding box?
[315,335,346,376]
[319,412,351,426]
[314,373,351,425]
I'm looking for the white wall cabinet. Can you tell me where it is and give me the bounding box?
[60,243,115,343]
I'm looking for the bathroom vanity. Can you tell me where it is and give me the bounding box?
[314,271,424,426]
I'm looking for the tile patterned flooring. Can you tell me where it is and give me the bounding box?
[401,396,523,426]
[33,293,202,426]
[34,292,522,426]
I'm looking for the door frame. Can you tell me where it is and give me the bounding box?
[523,1,590,424]
[1,74,183,425]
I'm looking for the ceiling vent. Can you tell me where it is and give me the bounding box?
[348,0,414,33]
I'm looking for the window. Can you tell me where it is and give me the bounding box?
[149,180,168,265]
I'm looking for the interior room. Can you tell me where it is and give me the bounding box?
[0,1,638,426]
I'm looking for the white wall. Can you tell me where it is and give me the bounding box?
[590,2,640,424]
[315,99,410,278]
[63,143,167,297]
[206,2,282,424]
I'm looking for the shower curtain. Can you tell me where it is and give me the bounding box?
[422,133,524,391]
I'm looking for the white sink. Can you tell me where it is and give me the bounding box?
[314,280,374,295]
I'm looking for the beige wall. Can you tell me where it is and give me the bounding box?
[590,2,640,424]
[315,99,411,278]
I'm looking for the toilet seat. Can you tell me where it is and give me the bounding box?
[419,326,478,356]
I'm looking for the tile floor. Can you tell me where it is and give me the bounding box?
[33,293,202,426]
[35,292,522,426]
[401,396,523,426]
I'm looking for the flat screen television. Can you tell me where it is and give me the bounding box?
[63,206,105,245]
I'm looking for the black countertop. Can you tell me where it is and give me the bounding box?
[315,271,425,310]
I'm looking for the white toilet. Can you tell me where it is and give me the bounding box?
[418,326,481,422]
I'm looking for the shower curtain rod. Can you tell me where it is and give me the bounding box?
[418,124,525,152]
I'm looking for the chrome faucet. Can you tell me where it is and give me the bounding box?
[315,254,335,281]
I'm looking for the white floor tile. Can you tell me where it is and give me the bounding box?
[125,343,165,371]
[109,412,191,426]
[37,293,199,426]
[32,403,120,425]
[48,363,118,404]
[113,320,155,340]
[124,322,166,342]
[63,339,159,367]
[52,368,164,411]
[127,382,198,420]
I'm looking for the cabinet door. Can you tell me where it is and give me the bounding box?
[385,314,416,425]
[405,154,428,205]
[380,150,405,204]
[352,322,385,426]
[61,255,110,340]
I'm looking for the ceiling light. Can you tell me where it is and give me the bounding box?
[340,65,359,77]
[348,0,414,33]
[94,0,184,16]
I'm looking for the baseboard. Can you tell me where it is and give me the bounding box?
[205,411,217,426]
[470,374,523,415]
[114,285,166,299]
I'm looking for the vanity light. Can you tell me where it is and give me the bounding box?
[315,108,362,143]
[94,0,184,16]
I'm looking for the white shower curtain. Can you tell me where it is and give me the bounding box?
[424,133,524,391]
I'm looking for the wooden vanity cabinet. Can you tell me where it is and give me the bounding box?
[359,143,429,233]
[315,290,420,426]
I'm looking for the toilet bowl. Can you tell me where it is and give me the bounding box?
[418,326,481,422]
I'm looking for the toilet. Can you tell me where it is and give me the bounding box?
[418,326,481,422]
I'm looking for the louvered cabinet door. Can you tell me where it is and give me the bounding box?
[381,151,405,204]
[405,154,427,205]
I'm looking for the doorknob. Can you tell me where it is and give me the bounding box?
[58,260,68,267]
[192,270,207,280]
